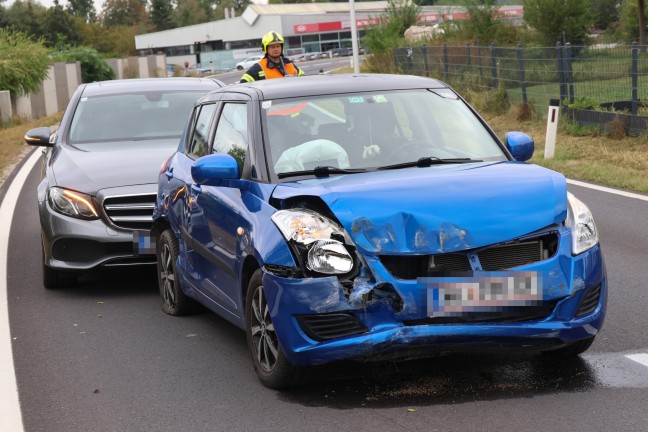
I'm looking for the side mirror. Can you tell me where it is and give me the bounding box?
[505,131,534,162]
[191,154,240,187]
[24,127,53,147]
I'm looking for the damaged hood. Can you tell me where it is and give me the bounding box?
[271,162,567,255]
[50,140,178,194]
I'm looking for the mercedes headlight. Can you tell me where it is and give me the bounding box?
[565,192,598,255]
[271,209,354,274]
[48,187,99,220]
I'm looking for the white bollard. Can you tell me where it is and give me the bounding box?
[544,99,560,159]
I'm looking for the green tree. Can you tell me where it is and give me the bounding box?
[41,0,82,48]
[522,0,593,45]
[3,0,45,39]
[174,0,208,27]
[591,0,620,30]
[0,28,50,97]
[363,0,420,54]
[639,0,646,46]
[50,45,116,82]
[149,0,174,31]
[67,0,97,23]
[460,0,501,44]
[101,0,148,27]
[78,21,138,57]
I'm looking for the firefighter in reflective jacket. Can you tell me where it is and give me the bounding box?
[240,31,305,83]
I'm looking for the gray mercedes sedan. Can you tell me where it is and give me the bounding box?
[24,77,224,288]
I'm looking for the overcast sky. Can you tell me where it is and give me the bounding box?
[5,0,106,11]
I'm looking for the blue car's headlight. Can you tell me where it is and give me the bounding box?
[565,192,598,255]
[271,209,354,274]
[48,187,99,220]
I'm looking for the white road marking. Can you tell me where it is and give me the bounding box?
[567,179,648,201]
[0,150,41,432]
[626,353,648,368]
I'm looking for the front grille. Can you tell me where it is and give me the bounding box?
[575,284,602,317]
[297,313,368,341]
[379,232,559,280]
[103,193,157,230]
[404,300,558,325]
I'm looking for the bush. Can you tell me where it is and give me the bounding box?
[50,46,115,83]
[0,28,50,96]
[363,0,420,55]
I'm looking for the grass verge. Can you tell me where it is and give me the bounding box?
[1,113,63,186]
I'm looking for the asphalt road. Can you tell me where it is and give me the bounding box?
[3,64,648,430]
[4,155,648,432]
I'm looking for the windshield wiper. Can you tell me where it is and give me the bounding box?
[277,166,368,179]
[378,157,482,170]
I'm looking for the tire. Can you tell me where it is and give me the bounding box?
[157,229,199,316]
[42,244,75,289]
[245,269,303,389]
[236,65,243,70]
[42,261,75,289]
[541,336,596,358]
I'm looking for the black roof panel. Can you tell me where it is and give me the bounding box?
[225,73,448,100]
[81,77,225,97]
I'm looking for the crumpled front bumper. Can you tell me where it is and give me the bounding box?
[262,244,607,367]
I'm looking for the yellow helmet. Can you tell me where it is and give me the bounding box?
[262,31,284,53]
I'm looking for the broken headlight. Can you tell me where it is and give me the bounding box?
[271,209,354,275]
[565,192,599,255]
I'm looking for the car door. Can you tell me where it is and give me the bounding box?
[186,98,251,319]
[174,100,219,292]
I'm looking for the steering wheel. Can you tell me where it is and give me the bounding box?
[384,139,433,161]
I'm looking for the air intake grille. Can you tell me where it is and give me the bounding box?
[297,313,368,341]
[103,193,156,230]
[379,233,559,280]
[575,284,602,317]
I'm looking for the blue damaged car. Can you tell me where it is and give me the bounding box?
[152,74,606,388]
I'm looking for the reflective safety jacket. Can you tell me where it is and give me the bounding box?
[240,56,304,83]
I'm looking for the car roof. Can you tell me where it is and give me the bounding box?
[80,77,225,97]
[211,73,448,101]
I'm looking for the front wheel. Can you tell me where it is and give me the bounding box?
[157,229,199,316]
[42,242,76,289]
[245,269,302,389]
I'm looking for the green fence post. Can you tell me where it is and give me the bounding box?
[557,42,567,102]
[565,43,574,104]
[443,44,449,81]
[423,46,430,77]
[466,43,471,76]
[632,41,638,116]
[517,44,527,104]
[490,43,498,88]
[477,40,484,79]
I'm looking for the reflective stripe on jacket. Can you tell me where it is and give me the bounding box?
[240,56,304,83]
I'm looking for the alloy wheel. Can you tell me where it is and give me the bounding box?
[250,284,278,372]
[159,242,176,310]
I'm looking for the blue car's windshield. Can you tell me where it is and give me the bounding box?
[263,89,507,177]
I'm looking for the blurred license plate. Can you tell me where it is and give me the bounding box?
[133,230,156,255]
[423,271,542,317]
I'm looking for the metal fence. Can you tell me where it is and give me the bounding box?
[393,43,648,118]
